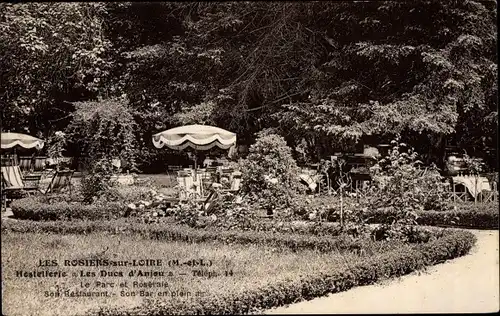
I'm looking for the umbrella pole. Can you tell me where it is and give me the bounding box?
[193,149,202,198]
[194,149,197,172]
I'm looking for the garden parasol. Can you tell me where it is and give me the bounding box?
[152,124,237,170]
[1,132,45,166]
[1,132,45,150]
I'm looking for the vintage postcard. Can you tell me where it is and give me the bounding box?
[1,1,498,315]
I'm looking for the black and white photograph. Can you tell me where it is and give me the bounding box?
[1,1,498,315]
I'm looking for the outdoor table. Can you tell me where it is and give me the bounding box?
[452,175,491,199]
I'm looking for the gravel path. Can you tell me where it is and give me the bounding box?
[265,230,499,314]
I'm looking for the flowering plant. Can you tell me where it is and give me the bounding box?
[47,131,67,160]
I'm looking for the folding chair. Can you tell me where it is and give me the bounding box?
[176,170,203,200]
[1,165,41,192]
[1,165,41,208]
[226,171,242,193]
[18,156,33,172]
[202,174,244,215]
[43,170,75,195]
[33,156,47,172]
[167,165,180,182]
[201,189,220,214]
[202,171,243,210]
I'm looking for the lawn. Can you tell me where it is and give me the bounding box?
[2,230,378,316]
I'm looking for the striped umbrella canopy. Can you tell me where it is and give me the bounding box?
[152,124,236,151]
[1,132,45,150]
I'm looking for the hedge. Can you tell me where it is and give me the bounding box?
[364,206,499,229]
[0,218,387,254]
[10,196,127,221]
[10,194,498,230]
[88,229,475,315]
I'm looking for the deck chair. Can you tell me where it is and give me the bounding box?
[222,172,242,193]
[199,172,243,213]
[1,165,41,207]
[201,189,219,213]
[167,165,181,182]
[33,156,47,172]
[176,170,203,200]
[43,170,74,195]
[18,156,33,172]
[202,175,244,215]
[1,165,41,192]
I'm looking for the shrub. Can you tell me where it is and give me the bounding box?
[10,196,127,221]
[365,136,449,230]
[451,201,499,213]
[66,98,137,202]
[203,191,259,230]
[370,223,434,243]
[46,130,68,170]
[66,98,137,168]
[239,132,303,216]
[80,158,117,203]
[114,185,156,202]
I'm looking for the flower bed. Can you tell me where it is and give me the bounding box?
[291,195,498,229]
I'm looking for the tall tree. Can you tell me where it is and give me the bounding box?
[0,3,112,135]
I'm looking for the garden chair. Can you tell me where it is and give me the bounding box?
[206,166,217,172]
[18,156,33,172]
[201,172,243,211]
[224,171,242,193]
[201,189,218,213]
[33,156,47,172]
[1,165,41,208]
[176,170,203,200]
[167,165,181,181]
[1,165,41,192]
[202,175,245,215]
[42,169,74,195]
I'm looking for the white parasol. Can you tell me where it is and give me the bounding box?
[152,124,236,151]
[1,132,45,150]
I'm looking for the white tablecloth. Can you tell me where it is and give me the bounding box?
[453,176,491,197]
[299,173,322,191]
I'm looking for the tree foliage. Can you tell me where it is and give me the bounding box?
[1,1,497,171]
[0,3,112,134]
